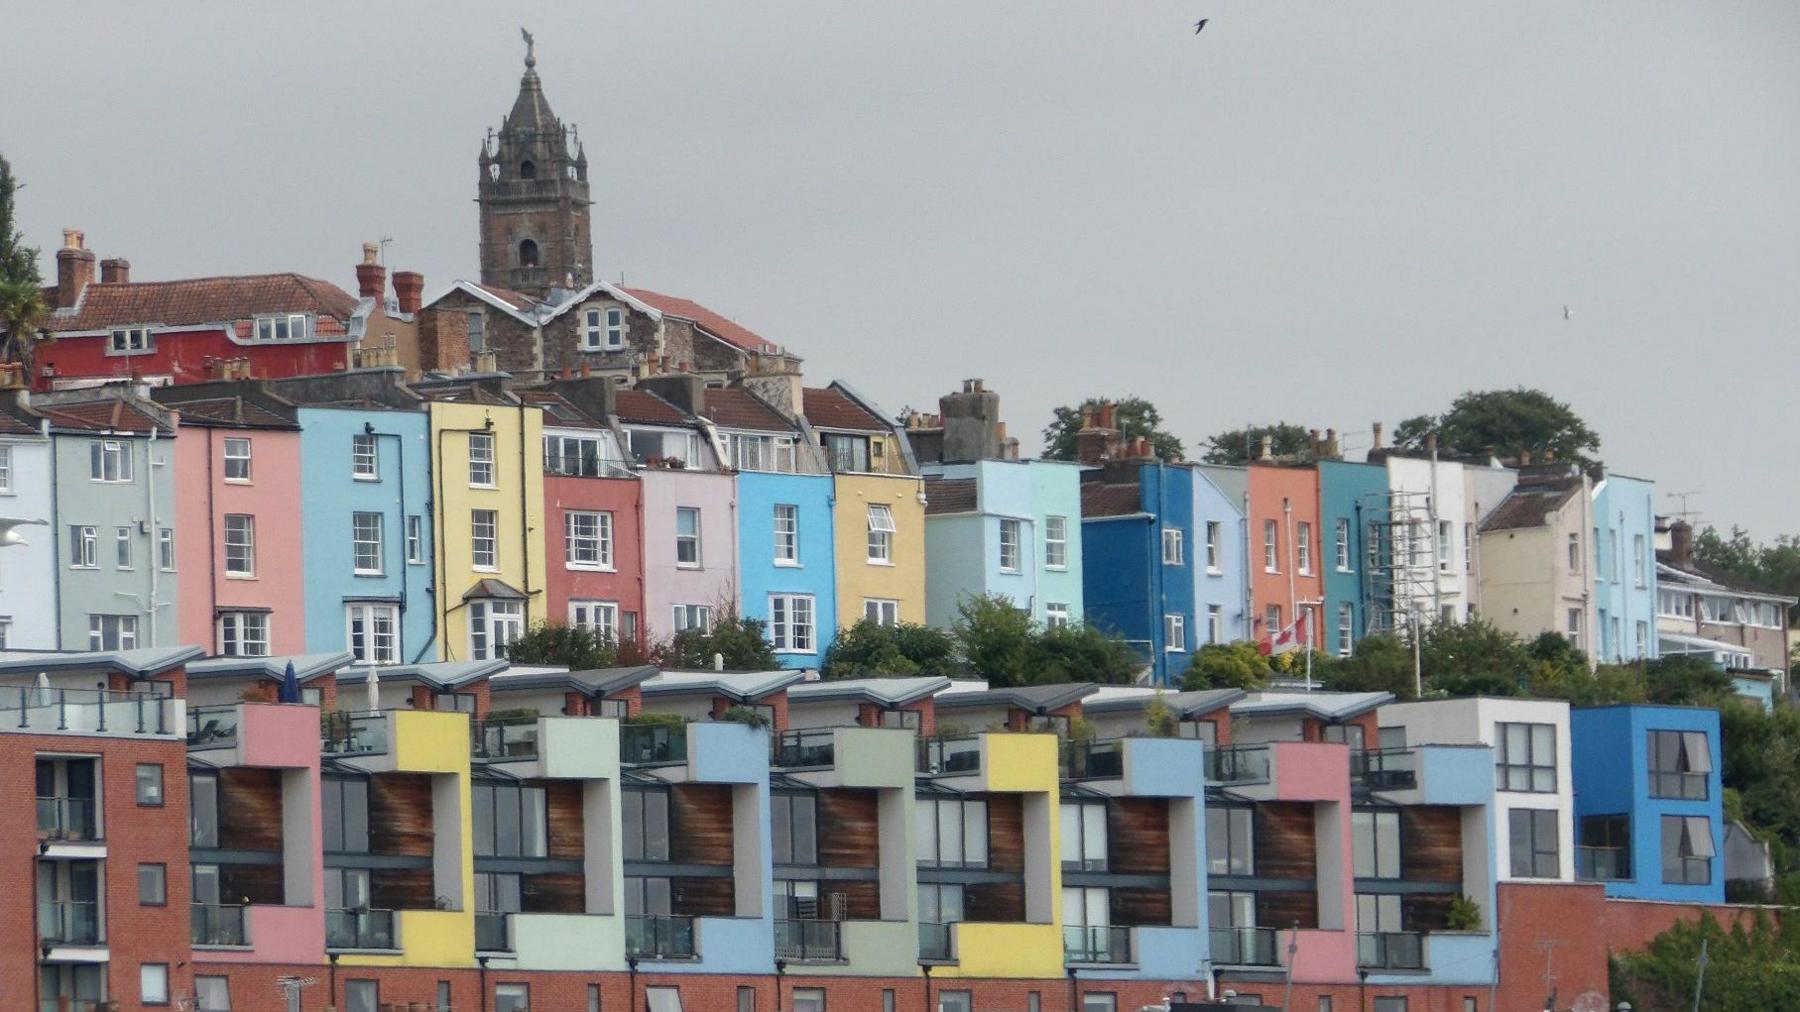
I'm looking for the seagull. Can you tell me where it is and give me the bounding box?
[1563,305,1573,320]
[0,518,47,547]
[1194,18,1209,33]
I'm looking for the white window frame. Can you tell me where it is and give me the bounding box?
[1464,522,1474,574]
[222,436,252,482]
[469,599,525,661]
[346,602,400,665]
[1334,518,1351,572]
[468,432,496,488]
[224,514,256,577]
[864,598,900,626]
[773,504,800,566]
[352,512,384,576]
[1162,528,1183,566]
[675,506,702,569]
[0,444,10,493]
[109,326,153,353]
[253,314,309,342]
[91,440,134,482]
[1163,613,1186,653]
[471,509,499,571]
[1045,602,1071,629]
[769,593,817,653]
[89,613,139,651]
[1296,521,1313,575]
[1205,521,1222,573]
[1437,520,1453,572]
[351,433,379,480]
[158,527,176,571]
[1207,604,1223,644]
[582,306,627,352]
[1045,515,1068,570]
[1336,602,1354,657]
[672,604,713,634]
[406,516,425,564]
[115,526,133,570]
[219,611,271,658]
[867,504,896,564]
[1263,519,1279,572]
[998,518,1022,574]
[1634,533,1647,587]
[569,599,620,640]
[564,510,614,571]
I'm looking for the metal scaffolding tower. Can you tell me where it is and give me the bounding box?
[1361,489,1438,636]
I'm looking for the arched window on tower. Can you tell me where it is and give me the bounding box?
[519,160,536,180]
[519,239,540,268]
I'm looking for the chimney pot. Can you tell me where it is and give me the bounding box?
[391,271,424,314]
[1424,432,1438,454]
[62,229,84,250]
[355,252,387,301]
[1371,422,1384,450]
[53,230,97,309]
[1259,434,1273,460]
[362,242,380,265]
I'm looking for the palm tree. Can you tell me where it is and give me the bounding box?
[0,277,47,374]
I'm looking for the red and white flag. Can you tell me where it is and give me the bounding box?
[1259,611,1308,656]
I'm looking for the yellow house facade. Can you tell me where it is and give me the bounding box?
[426,395,548,661]
[832,472,927,628]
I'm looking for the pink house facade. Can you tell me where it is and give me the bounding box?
[640,468,739,644]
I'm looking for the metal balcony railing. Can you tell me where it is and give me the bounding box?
[1210,926,1280,966]
[1351,749,1419,791]
[1062,739,1125,780]
[475,912,513,952]
[187,705,241,750]
[626,914,696,959]
[917,735,983,776]
[1576,845,1631,881]
[1357,931,1426,970]
[320,712,389,756]
[38,900,101,945]
[775,918,843,961]
[36,796,97,842]
[918,921,955,961]
[1204,745,1271,785]
[1064,924,1132,965]
[191,903,249,946]
[4,686,172,736]
[326,908,395,950]
[471,716,540,761]
[620,724,687,766]
[773,729,836,769]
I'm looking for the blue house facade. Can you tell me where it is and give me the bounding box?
[1570,704,1724,903]
[1592,473,1659,664]
[1080,462,1195,685]
[736,470,837,669]
[1190,465,1249,647]
[1317,460,1389,656]
[922,459,1084,631]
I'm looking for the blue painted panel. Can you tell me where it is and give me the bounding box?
[736,471,837,668]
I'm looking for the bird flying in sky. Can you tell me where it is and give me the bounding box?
[1194,18,1209,34]
[1563,305,1573,320]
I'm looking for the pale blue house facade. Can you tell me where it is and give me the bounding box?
[1317,460,1389,655]
[736,470,838,669]
[0,404,56,649]
[1592,472,1658,664]
[923,459,1084,630]
[1190,464,1250,647]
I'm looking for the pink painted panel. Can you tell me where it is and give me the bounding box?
[198,903,324,965]
[1272,741,1350,802]
[1282,927,1356,983]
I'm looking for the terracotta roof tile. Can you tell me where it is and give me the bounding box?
[924,477,978,515]
[702,388,794,433]
[1480,481,1580,532]
[518,389,606,429]
[1081,482,1145,518]
[39,398,168,434]
[613,390,693,427]
[0,404,38,436]
[619,287,779,354]
[50,274,359,333]
[802,386,887,432]
[162,396,297,430]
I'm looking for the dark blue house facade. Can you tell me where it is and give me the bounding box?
[1080,462,1195,685]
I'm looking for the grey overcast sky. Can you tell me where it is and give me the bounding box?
[6,2,1797,534]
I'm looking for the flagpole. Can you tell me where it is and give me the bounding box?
[1303,611,1313,690]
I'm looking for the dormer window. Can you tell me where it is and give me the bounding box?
[254,314,310,341]
[109,327,153,353]
[582,306,626,351]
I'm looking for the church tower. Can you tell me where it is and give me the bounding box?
[478,32,593,298]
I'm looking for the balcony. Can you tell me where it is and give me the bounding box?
[774,918,844,962]
[3,686,176,736]
[38,901,101,946]
[186,705,241,751]
[1351,749,1418,792]
[471,715,540,761]
[1576,845,1631,882]
[917,735,983,776]
[326,908,396,951]
[1064,924,1133,965]
[772,729,836,770]
[620,724,687,766]
[1062,739,1125,780]
[36,797,97,842]
[320,711,389,756]
[191,903,248,947]
[475,912,513,952]
[625,914,696,959]
[1210,926,1279,967]
[1204,745,1271,785]
[918,921,955,961]
[1357,931,1426,971]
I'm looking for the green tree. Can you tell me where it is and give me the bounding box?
[1643,653,1735,706]
[953,594,1036,687]
[1390,414,1438,452]
[654,612,779,671]
[1696,525,1800,623]
[1319,634,1417,699]
[1431,388,1600,464]
[1027,623,1142,685]
[822,619,956,678]
[1416,619,1532,697]
[0,155,47,371]
[1041,397,1184,462]
[1182,642,1271,691]
[1198,422,1313,465]
[1612,913,1800,1011]
[505,623,620,670]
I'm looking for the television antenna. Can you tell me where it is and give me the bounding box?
[1665,490,1702,521]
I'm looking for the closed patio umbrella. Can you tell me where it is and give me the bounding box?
[278,661,302,704]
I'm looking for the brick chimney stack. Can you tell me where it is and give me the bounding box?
[1371,421,1384,451]
[1259,434,1274,460]
[99,258,130,284]
[54,229,96,309]
[392,271,424,315]
[1075,403,1121,466]
[1668,520,1694,568]
[355,242,386,300]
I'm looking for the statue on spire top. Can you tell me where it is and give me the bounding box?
[521,27,536,69]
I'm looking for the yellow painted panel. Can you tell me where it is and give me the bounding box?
[982,732,1059,793]
[391,710,473,773]
[338,909,476,968]
[937,922,1065,979]
[832,473,927,626]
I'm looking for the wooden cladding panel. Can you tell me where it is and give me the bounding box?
[542,779,586,861]
[833,879,882,921]
[1256,889,1318,931]
[984,794,1024,874]
[371,867,435,911]
[524,871,586,914]
[1107,797,1171,875]
[217,768,284,852]
[965,882,1025,923]
[220,864,283,906]
[369,773,435,858]
[672,876,736,918]
[1407,892,1454,931]
[671,784,735,866]
[817,789,880,870]
[1111,886,1171,927]
[1401,806,1464,883]
[1254,802,1316,880]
